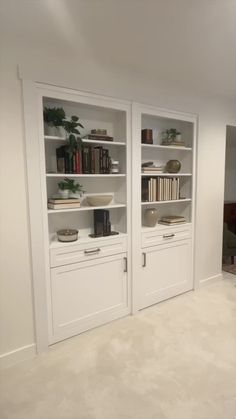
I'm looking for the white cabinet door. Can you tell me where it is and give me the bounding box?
[140,239,192,309]
[50,253,129,343]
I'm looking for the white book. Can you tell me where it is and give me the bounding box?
[171,178,174,199]
[173,178,176,200]
[151,178,153,201]
[165,178,167,201]
[154,178,156,201]
[153,178,155,201]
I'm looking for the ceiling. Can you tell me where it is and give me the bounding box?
[1,0,236,100]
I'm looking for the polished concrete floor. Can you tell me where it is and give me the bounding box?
[1,273,236,419]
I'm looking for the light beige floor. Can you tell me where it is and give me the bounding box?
[1,273,236,419]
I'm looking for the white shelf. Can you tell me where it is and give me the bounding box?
[82,139,126,147]
[141,173,192,177]
[50,232,127,248]
[46,173,126,178]
[48,203,126,214]
[44,135,126,147]
[142,222,192,232]
[141,143,192,151]
[141,199,191,205]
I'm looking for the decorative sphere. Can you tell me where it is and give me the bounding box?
[166,160,181,173]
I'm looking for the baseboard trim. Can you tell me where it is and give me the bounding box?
[199,273,223,288]
[0,343,36,369]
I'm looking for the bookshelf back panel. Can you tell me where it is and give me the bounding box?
[45,142,127,174]
[141,176,192,202]
[142,202,192,226]
[141,148,192,173]
[141,114,193,148]
[43,98,127,143]
[48,207,127,235]
[46,178,127,203]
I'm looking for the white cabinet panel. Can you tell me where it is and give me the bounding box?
[142,224,191,248]
[140,239,192,309]
[50,236,127,267]
[50,253,129,343]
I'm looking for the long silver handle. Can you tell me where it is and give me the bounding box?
[163,233,175,239]
[124,257,128,273]
[142,252,146,267]
[84,248,101,255]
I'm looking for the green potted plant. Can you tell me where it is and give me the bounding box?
[43,107,66,137]
[63,116,84,157]
[58,177,84,199]
[161,128,182,145]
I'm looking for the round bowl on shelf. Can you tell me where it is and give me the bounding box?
[57,229,78,242]
[86,195,113,207]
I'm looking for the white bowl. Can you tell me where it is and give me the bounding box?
[86,195,113,206]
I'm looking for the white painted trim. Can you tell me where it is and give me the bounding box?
[199,273,223,287]
[0,344,36,369]
[22,80,49,352]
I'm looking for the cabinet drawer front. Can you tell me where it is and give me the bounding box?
[50,236,127,267]
[142,225,191,248]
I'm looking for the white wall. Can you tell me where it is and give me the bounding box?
[224,126,236,202]
[0,1,236,364]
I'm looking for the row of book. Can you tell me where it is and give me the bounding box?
[56,145,112,174]
[142,177,180,202]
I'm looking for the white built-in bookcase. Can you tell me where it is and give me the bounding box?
[132,103,197,311]
[23,82,197,350]
[23,83,131,347]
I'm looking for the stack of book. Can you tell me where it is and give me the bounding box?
[142,177,180,202]
[141,162,164,174]
[83,133,113,142]
[158,215,186,225]
[56,145,111,174]
[83,129,113,142]
[48,198,81,210]
[161,140,186,147]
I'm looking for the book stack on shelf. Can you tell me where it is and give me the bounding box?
[158,215,186,226]
[142,177,180,202]
[56,145,112,174]
[83,129,113,142]
[141,161,164,174]
[48,198,81,210]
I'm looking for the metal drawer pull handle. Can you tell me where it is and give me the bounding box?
[124,257,128,273]
[163,234,175,239]
[142,252,146,267]
[84,248,101,255]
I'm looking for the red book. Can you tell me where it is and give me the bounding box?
[73,153,76,174]
[75,150,81,174]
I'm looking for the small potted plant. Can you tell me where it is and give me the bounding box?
[58,177,84,199]
[43,107,66,137]
[63,115,84,157]
[161,128,182,145]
